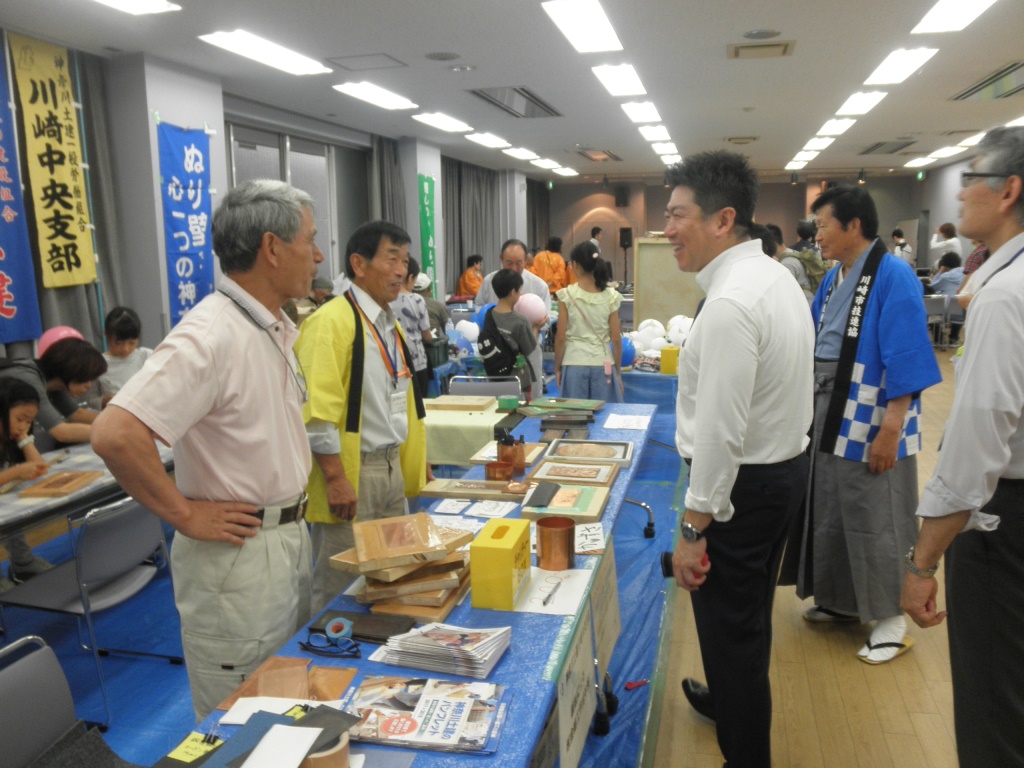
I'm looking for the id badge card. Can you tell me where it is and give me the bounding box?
[390,378,409,415]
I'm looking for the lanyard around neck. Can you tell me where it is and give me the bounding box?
[348,289,408,383]
[981,245,1024,289]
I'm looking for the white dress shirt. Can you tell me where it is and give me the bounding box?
[918,231,1024,531]
[676,239,814,522]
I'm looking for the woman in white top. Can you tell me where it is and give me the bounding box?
[554,241,623,402]
[928,222,962,268]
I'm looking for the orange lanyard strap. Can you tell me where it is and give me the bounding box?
[349,290,409,382]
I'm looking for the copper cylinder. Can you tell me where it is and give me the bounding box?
[485,461,514,481]
[536,516,575,571]
[497,442,526,473]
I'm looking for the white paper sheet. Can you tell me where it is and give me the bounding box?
[513,567,590,615]
[432,498,473,515]
[603,413,651,431]
[241,724,321,768]
[463,500,518,518]
[220,697,344,725]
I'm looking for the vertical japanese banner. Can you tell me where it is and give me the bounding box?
[0,38,43,342]
[418,173,436,297]
[9,34,97,288]
[157,123,213,326]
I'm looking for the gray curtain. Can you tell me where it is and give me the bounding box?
[370,135,406,228]
[4,51,121,359]
[457,161,499,273]
[441,157,461,294]
[526,179,550,250]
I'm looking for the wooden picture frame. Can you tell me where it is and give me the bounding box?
[525,459,619,487]
[521,485,611,524]
[469,441,547,466]
[544,439,634,467]
[419,478,533,502]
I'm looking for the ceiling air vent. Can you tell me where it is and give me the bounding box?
[577,149,622,162]
[469,86,561,118]
[860,141,915,155]
[727,41,796,60]
[726,136,758,145]
[327,53,406,71]
[953,62,1024,100]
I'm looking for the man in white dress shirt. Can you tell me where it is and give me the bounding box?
[92,180,323,719]
[476,239,550,397]
[901,126,1024,768]
[666,150,814,767]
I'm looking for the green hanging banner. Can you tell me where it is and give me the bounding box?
[417,173,436,298]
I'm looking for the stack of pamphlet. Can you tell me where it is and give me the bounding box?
[369,623,512,679]
[342,676,510,754]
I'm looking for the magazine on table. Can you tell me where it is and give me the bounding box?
[368,623,511,678]
[341,676,510,754]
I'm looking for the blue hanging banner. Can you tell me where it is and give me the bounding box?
[157,123,213,326]
[0,43,43,344]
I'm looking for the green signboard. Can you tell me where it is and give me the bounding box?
[418,173,436,298]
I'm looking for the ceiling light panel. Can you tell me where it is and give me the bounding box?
[651,142,678,155]
[785,161,807,170]
[91,0,180,13]
[639,125,671,141]
[864,48,939,85]
[911,0,999,34]
[503,148,540,160]
[794,151,819,162]
[836,91,888,115]
[959,132,986,146]
[930,145,969,158]
[1007,115,1024,127]
[412,113,472,132]
[200,30,331,75]
[661,154,682,165]
[592,64,646,96]
[541,0,623,53]
[553,167,579,176]
[333,81,416,109]
[531,159,561,169]
[621,102,661,123]
[818,118,857,136]
[466,133,511,148]
[803,137,835,151]
[905,157,937,167]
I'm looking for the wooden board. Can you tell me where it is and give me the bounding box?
[545,439,634,467]
[424,395,496,411]
[526,460,619,487]
[529,397,605,411]
[469,441,547,466]
[358,566,465,602]
[419,478,533,502]
[521,485,611,524]
[216,656,311,709]
[330,533,471,579]
[369,573,471,623]
[352,512,448,571]
[18,471,104,498]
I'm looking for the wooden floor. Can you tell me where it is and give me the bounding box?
[651,348,960,768]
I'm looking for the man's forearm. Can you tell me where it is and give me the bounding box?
[881,394,911,435]
[314,451,346,483]
[914,512,970,570]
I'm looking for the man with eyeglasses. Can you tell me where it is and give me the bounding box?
[92,180,323,719]
[902,126,1024,767]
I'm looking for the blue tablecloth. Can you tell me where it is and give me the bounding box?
[622,370,678,413]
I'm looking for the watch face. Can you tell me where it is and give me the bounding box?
[680,523,702,542]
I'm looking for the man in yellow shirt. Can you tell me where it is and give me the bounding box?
[531,237,568,296]
[456,254,484,298]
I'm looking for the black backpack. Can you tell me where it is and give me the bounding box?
[478,308,519,377]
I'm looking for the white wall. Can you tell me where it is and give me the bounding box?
[398,137,446,294]
[920,158,972,263]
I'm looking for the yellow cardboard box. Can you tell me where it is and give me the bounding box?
[470,518,531,610]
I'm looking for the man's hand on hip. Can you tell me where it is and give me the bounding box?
[178,500,261,546]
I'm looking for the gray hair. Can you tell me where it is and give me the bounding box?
[212,179,316,273]
[975,127,1024,225]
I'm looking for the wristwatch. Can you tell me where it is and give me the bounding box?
[904,546,939,578]
[679,520,705,543]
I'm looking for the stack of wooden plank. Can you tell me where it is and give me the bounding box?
[329,513,475,623]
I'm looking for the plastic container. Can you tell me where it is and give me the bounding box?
[661,345,680,375]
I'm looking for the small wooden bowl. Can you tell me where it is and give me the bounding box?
[485,461,514,481]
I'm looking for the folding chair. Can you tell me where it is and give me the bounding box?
[922,294,947,347]
[0,498,183,726]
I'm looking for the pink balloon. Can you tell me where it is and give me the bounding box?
[514,293,547,324]
[38,326,84,357]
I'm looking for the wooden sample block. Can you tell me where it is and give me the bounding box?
[369,573,471,623]
[469,441,547,466]
[424,395,496,411]
[545,439,634,467]
[419,478,532,502]
[352,512,448,571]
[330,535,471,579]
[527,460,619,487]
[19,471,104,497]
[530,397,605,411]
[521,485,611,524]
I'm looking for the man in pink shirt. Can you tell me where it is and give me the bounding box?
[92,179,324,719]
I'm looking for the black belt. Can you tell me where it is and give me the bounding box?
[255,494,308,525]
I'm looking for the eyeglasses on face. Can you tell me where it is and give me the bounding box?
[961,172,1010,189]
[299,630,361,658]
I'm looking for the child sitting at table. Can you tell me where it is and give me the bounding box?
[0,379,51,591]
[97,307,152,408]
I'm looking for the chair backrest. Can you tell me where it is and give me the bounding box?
[0,636,77,768]
[448,375,521,399]
[922,294,947,321]
[945,294,966,323]
[76,498,165,587]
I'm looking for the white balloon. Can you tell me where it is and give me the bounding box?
[668,326,688,345]
[668,314,690,329]
[455,319,480,342]
[648,337,669,351]
[638,318,666,337]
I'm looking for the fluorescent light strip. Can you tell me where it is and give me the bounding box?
[639,125,671,141]
[200,30,331,76]
[959,132,986,146]
[930,145,968,158]
[661,154,682,165]
[621,102,661,123]
[785,161,807,170]
[466,133,511,149]
[651,142,678,155]
[803,137,835,151]
[794,151,819,162]
[592,64,646,96]
[333,81,416,109]
[836,91,888,116]
[541,0,623,53]
[531,159,561,169]
[553,167,579,176]
[91,0,180,13]
[864,48,939,85]
[503,147,540,160]
[1007,115,1024,128]
[905,157,937,168]
[912,0,999,34]
[412,113,472,132]
[817,118,857,136]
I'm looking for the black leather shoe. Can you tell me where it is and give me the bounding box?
[681,678,715,722]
